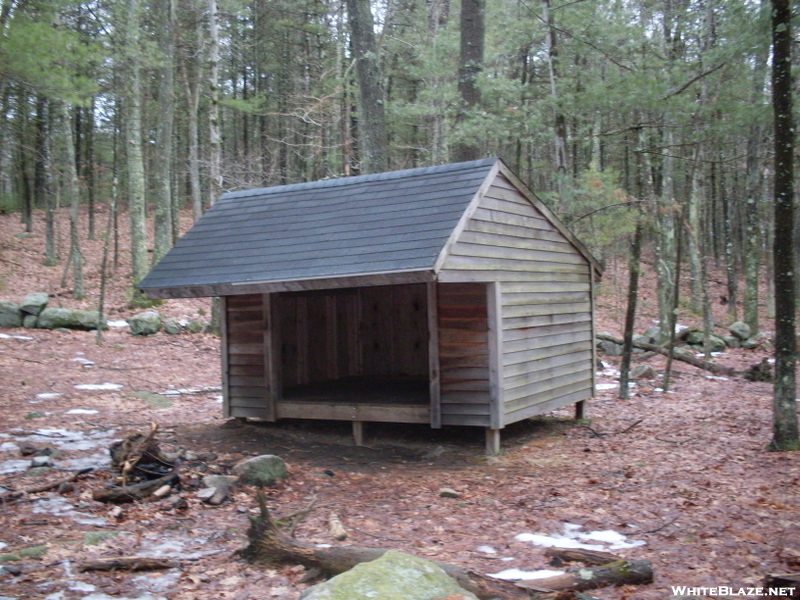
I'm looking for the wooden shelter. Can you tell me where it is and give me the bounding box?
[139,158,602,453]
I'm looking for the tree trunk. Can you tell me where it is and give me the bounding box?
[345,0,388,174]
[153,0,176,263]
[207,0,222,204]
[743,37,768,335]
[542,0,567,204]
[121,0,148,288]
[516,560,653,592]
[453,0,484,162]
[619,216,643,399]
[56,101,84,298]
[769,0,799,451]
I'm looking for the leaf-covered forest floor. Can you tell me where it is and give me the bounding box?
[0,207,799,600]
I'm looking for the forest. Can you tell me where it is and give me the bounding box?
[1,0,800,598]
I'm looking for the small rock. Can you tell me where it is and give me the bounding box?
[0,301,22,328]
[598,340,623,356]
[723,335,740,349]
[58,482,75,494]
[18,442,38,456]
[22,314,38,328]
[630,365,657,380]
[20,293,49,316]
[439,487,459,498]
[31,455,53,468]
[728,321,752,341]
[232,454,288,487]
[741,337,760,350]
[196,488,216,500]
[129,311,162,336]
[185,319,205,334]
[162,318,182,335]
[643,325,662,343]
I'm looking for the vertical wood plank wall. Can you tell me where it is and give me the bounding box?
[226,293,273,419]
[439,173,594,426]
[437,282,492,426]
[275,284,429,388]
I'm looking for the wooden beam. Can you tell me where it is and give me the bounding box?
[221,296,231,418]
[263,293,277,421]
[428,282,442,428]
[486,282,503,430]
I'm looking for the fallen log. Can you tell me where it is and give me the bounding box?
[92,468,179,504]
[517,559,653,593]
[79,556,178,572]
[544,547,622,567]
[0,468,94,503]
[596,333,736,377]
[238,492,529,600]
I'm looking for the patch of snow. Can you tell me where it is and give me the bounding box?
[74,383,122,391]
[0,542,7,551]
[0,442,19,452]
[477,545,497,554]
[71,358,96,367]
[61,453,112,471]
[488,568,564,580]
[215,396,223,403]
[36,393,63,399]
[0,459,31,475]
[315,543,332,548]
[65,409,99,415]
[704,375,729,381]
[159,390,182,396]
[107,320,129,328]
[696,352,724,358]
[516,523,646,553]
[596,383,617,391]
[69,582,96,593]
[131,570,181,594]
[80,594,166,600]
[0,333,33,340]
[44,593,66,600]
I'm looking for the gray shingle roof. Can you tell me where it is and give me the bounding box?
[138,158,498,293]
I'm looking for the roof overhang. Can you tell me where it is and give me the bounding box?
[141,268,436,299]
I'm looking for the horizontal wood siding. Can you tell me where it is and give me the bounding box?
[438,283,491,426]
[439,173,594,426]
[226,294,271,419]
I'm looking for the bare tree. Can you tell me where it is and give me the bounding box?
[769,0,798,451]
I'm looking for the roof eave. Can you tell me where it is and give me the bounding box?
[140,268,437,299]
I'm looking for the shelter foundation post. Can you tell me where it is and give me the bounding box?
[485,428,501,456]
[352,421,365,447]
[575,400,586,420]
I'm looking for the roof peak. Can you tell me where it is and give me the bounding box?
[220,157,499,201]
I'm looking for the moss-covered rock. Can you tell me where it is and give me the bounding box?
[20,292,49,316]
[232,454,287,487]
[0,301,22,328]
[299,550,479,600]
[129,311,162,336]
[37,308,106,331]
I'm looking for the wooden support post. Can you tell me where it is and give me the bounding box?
[485,428,501,456]
[353,421,365,447]
[575,400,585,420]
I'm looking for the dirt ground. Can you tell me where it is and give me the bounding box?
[1,208,799,600]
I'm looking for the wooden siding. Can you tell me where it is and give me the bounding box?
[438,283,492,427]
[275,284,429,388]
[226,293,273,420]
[439,173,594,426]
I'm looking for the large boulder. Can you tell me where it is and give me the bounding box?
[0,301,22,328]
[299,550,479,600]
[36,308,105,331]
[20,293,49,316]
[129,311,162,336]
[598,340,623,357]
[233,454,287,487]
[728,321,751,341]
